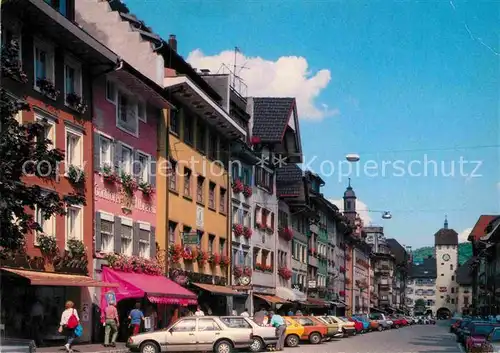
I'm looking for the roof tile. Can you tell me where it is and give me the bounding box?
[252,97,294,142]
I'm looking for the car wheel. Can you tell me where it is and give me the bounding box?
[352,330,357,336]
[140,342,159,353]
[250,337,264,352]
[285,334,299,347]
[395,325,399,329]
[309,332,321,344]
[214,340,233,353]
[378,326,383,332]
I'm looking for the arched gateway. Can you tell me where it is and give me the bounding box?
[436,307,452,319]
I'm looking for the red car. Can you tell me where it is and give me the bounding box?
[345,317,363,333]
[390,317,404,328]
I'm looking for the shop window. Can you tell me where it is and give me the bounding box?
[184,168,192,198]
[168,221,177,244]
[208,182,216,209]
[219,188,226,213]
[169,159,177,191]
[197,176,205,204]
[121,220,133,256]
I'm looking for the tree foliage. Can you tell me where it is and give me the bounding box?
[414,298,426,308]
[0,89,85,254]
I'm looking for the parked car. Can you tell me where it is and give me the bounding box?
[316,316,343,339]
[283,317,305,347]
[344,317,363,334]
[356,314,381,331]
[389,316,404,329]
[369,313,392,330]
[463,323,500,350]
[457,320,481,344]
[286,316,327,344]
[351,316,370,332]
[481,326,500,353]
[126,316,253,353]
[220,316,277,352]
[326,316,356,337]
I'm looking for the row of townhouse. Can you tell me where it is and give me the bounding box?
[0,0,395,345]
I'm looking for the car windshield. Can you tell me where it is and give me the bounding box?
[490,329,500,342]
[472,325,495,336]
[340,317,349,322]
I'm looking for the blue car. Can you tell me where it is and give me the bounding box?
[353,315,370,332]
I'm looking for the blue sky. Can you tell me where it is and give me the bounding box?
[125,0,499,249]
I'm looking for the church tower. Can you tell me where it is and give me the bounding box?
[343,178,357,222]
[434,215,459,316]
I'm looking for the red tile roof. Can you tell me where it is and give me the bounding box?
[468,215,498,241]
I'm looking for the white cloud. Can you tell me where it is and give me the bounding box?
[329,198,373,225]
[458,227,473,243]
[186,49,337,121]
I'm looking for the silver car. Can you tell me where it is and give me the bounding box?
[126,316,253,353]
[220,316,278,352]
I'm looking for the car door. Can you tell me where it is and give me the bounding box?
[196,318,223,351]
[165,318,198,352]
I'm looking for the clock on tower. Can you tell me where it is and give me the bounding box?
[442,254,451,262]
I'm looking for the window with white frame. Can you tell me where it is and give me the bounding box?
[120,220,133,256]
[99,135,112,168]
[66,206,82,243]
[35,114,55,149]
[34,205,55,245]
[137,152,149,183]
[100,215,114,253]
[65,128,83,170]
[64,56,82,105]
[34,39,55,89]
[120,145,133,175]
[139,225,150,259]
[117,91,138,135]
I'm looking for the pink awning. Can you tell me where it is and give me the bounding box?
[100,267,197,306]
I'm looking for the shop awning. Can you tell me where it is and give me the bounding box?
[276,286,296,301]
[192,283,247,296]
[102,267,197,305]
[1,267,118,287]
[330,300,346,308]
[254,294,289,304]
[304,297,330,307]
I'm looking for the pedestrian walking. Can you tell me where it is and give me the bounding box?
[194,306,205,316]
[103,302,119,347]
[30,300,44,347]
[128,303,144,336]
[58,301,79,352]
[240,308,250,317]
[269,311,286,351]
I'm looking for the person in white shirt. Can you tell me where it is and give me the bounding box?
[240,309,250,317]
[58,301,79,352]
[194,306,205,316]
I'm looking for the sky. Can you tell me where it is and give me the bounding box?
[124,0,499,249]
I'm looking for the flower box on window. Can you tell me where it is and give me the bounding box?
[101,164,118,183]
[36,78,60,100]
[278,267,292,280]
[220,255,230,268]
[120,172,138,196]
[243,226,252,239]
[278,227,293,241]
[182,247,196,262]
[105,254,162,276]
[66,92,87,115]
[233,223,244,236]
[208,253,221,266]
[243,185,252,198]
[232,179,244,194]
[67,164,85,187]
[196,249,208,265]
[168,244,183,264]
[138,181,154,197]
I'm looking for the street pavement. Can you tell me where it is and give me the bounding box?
[283,321,460,353]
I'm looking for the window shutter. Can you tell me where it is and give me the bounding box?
[113,142,122,174]
[150,155,156,187]
[113,216,121,253]
[133,150,141,181]
[95,212,102,252]
[132,222,140,256]
[93,133,101,171]
[150,226,156,259]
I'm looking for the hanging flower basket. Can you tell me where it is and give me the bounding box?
[182,247,196,261]
[138,181,154,197]
[232,179,244,194]
[196,249,208,265]
[264,264,273,272]
[36,78,60,100]
[208,253,221,266]
[101,164,118,183]
[233,223,244,236]
[243,185,252,198]
[66,92,88,115]
[279,227,293,241]
[243,226,252,239]
[234,266,243,278]
[220,255,230,268]
[278,267,292,280]
[243,266,252,276]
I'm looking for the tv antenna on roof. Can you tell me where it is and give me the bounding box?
[232,46,249,87]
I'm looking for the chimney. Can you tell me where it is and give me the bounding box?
[169,34,177,52]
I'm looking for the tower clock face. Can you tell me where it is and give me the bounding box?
[442,254,451,262]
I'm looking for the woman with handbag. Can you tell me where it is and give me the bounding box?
[58,301,79,352]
